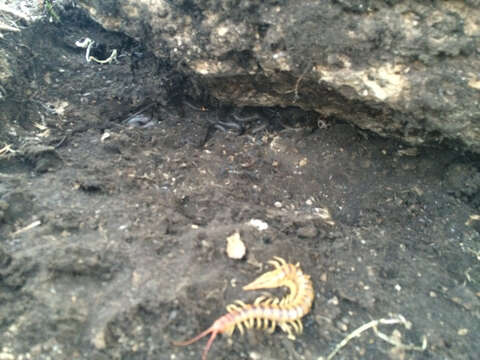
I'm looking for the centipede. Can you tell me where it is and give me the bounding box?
[172,257,314,360]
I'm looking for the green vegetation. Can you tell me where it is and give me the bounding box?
[43,0,61,23]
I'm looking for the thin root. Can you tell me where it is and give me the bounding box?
[324,314,427,360]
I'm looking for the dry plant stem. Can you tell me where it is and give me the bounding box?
[0,22,20,32]
[325,314,427,360]
[293,61,312,103]
[11,220,42,236]
[0,144,16,156]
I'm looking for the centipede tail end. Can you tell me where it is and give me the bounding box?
[201,330,219,360]
[172,326,219,360]
[172,326,213,346]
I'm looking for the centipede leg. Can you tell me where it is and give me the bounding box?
[234,300,247,308]
[254,296,267,305]
[296,319,303,334]
[268,259,282,269]
[290,320,300,334]
[273,256,287,266]
[226,304,241,313]
[237,322,245,335]
[267,320,276,333]
[280,322,296,340]
[256,317,263,329]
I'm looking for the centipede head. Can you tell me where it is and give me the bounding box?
[243,257,295,291]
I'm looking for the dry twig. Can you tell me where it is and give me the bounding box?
[321,314,427,360]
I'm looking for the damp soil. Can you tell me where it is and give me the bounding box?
[1,10,480,360]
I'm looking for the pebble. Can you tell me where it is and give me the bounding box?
[126,114,154,128]
[226,232,246,260]
[248,219,268,231]
[92,330,106,350]
[0,354,15,360]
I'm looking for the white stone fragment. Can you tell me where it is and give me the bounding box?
[226,232,246,260]
[248,219,269,231]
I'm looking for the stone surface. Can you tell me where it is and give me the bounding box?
[75,0,480,152]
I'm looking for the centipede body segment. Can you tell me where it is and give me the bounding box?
[172,257,314,360]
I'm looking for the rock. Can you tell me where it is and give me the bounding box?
[75,0,480,153]
[248,218,269,232]
[92,329,107,350]
[226,231,246,260]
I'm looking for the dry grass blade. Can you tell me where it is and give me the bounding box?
[323,314,427,360]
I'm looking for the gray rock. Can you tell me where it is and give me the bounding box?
[76,0,480,152]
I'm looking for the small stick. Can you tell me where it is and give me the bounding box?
[324,314,427,360]
[0,22,20,32]
[11,220,42,236]
[0,144,16,156]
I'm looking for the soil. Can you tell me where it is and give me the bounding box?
[1,7,480,360]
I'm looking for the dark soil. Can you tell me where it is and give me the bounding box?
[1,7,479,360]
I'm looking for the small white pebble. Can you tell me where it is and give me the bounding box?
[226,232,246,260]
[248,219,268,231]
[327,296,339,305]
[100,132,110,142]
[92,330,106,350]
[249,352,261,360]
[0,354,15,360]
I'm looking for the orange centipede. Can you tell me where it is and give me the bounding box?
[172,257,314,360]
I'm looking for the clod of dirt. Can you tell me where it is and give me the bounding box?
[444,163,480,198]
[19,144,62,173]
[0,246,12,269]
[47,247,123,282]
[0,191,35,224]
[74,177,105,193]
[296,224,318,238]
[0,200,8,222]
[447,285,480,311]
